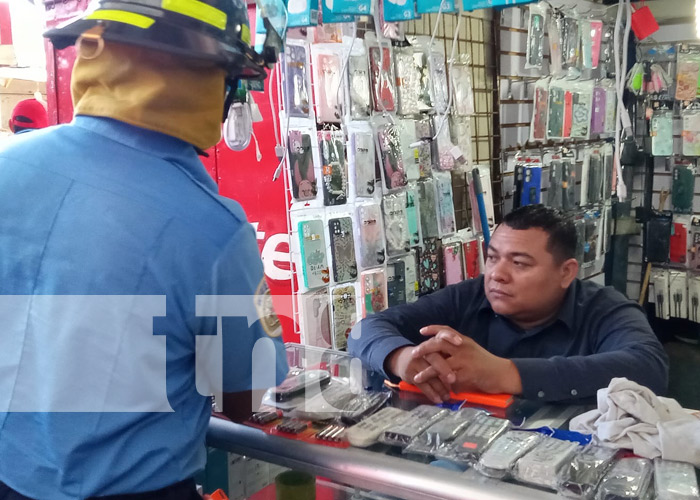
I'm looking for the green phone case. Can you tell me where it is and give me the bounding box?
[298,219,329,289]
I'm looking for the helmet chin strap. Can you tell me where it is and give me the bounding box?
[222,78,239,122]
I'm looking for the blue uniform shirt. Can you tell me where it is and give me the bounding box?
[0,116,288,499]
[348,276,668,402]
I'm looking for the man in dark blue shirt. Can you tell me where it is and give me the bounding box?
[348,205,668,403]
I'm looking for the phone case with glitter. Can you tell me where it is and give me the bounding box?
[298,220,330,290]
[318,131,348,206]
[285,45,311,118]
[419,237,442,295]
[377,124,407,190]
[369,46,396,112]
[418,178,439,238]
[351,131,376,197]
[394,46,421,117]
[300,288,332,348]
[435,172,456,236]
[415,117,435,178]
[289,130,317,201]
[443,242,464,286]
[329,217,358,283]
[331,285,356,350]
[362,269,388,317]
[348,54,371,119]
[430,52,449,114]
[387,258,407,307]
[357,203,386,268]
[315,52,343,123]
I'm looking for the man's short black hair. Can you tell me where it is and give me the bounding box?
[501,204,577,262]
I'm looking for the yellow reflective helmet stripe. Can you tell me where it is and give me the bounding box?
[240,24,250,45]
[85,9,155,29]
[161,0,227,31]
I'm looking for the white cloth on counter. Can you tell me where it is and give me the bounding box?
[570,377,700,467]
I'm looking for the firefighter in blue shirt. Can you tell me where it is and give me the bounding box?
[0,1,288,499]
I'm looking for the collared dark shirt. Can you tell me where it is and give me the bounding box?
[348,276,669,402]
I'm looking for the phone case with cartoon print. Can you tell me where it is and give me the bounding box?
[369,46,396,112]
[435,172,456,236]
[357,203,386,268]
[300,288,332,348]
[284,44,311,118]
[331,285,356,350]
[329,217,358,283]
[352,131,376,197]
[405,184,421,246]
[418,178,439,238]
[318,130,348,206]
[362,269,388,317]
[298,220,330,289]
[383,192,411,256]
[387,259,406,307]
[443,242,465,286]
[419,237,442,295]
[377,124,407,190]
[289,130,317,201]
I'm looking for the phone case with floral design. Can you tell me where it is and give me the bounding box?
[352,131,376,197]
[300,288,332,348]
[419,237,442,295]
[289,130,317,201]
[357,203,386,268]
[387,258,406,307]
[331,285,356,350]
[361,269,388,317]
[318,130,348,206]
[418,178,439,238]
[382,192,410,256]
[284,44,311,118]
[443,242,465,286]
[298,220,330,289]
[329,217,358,283]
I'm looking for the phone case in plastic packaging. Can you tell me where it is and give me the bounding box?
[547,83,566,139]
[442,241,465,286]
[548,11,563,76]
[402,250,419,302]
[525,3,547,70]
[318,130,348,205]
[403,408,485,457]
[288,130,318,201]
[348,52,372,120]
[450,116,473,169]
[350,129,376,198]
[430,49,449,115]
[312,49,343,123]
[475,430,542,479]
[562,157,577,212]
[434,117,456,171]
[405,183,422,246]
[300,288,332,348]
[361,268,388,317]
[379,405,449,447]
[521,166,542,206]
[654,458,700,500]
[414,47,434,112]
[284,43,312,118]
[394,46,422,117]
[582,19,603,70]
[586,152,603,206]
[387,257,406,306]
[377,123,408,191]
[452,54,475,116]
[368,44,396,112]
[514,437,580,490]
[602,145,614,200]
[590,85,607,136]
[331,284,356,350]
[676,45,700,101]
[546,159,563,209]
[356,203,386,268]
[672,163,696,213]
[574,217,585,265]
[329,216,358,283]
[683,108,700,156]
[561,16,579,69]
[398,119,420,181]
[435,171,456,236]
[436,414,512,466]
[383,191,411,256]
[415,117,435,178]
[604,83,617,135]
[419,237,442,295]
[571,82,593,139]
[530,78,550,142]
[298,219,330,290]
[651,108,674,156]
[557,445,617,499]
[595,458,653,500]
[418,178,439,238]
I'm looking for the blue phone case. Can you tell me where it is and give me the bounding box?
[520,167,542,206]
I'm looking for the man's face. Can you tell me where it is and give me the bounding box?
[484,225,575,324]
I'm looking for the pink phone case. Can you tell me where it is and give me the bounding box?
[443,243,465,286]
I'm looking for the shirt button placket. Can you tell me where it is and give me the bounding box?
[537,391,545,398]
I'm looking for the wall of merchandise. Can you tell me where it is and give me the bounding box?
[278,5,500,350]
[496,1,620,283]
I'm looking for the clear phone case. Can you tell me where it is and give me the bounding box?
[315,52,343,123]
[395,46,421,116]
[405,183,421,246]
[351,130,376,197]
[357,203,386,268]
[383,191,411,256]
[349,54,371,119]
[435,171,456,236]
[361,268,388,317]
[300,288,332,348]
[369,45,396,112]
[418,178,439,238]
[318,130,348,206]
[430,51,449,114]
[331,284,356,350]
[284,44,311,118]
[377,123,408,190]
[289,130,317,201]
[329,216,358,283]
